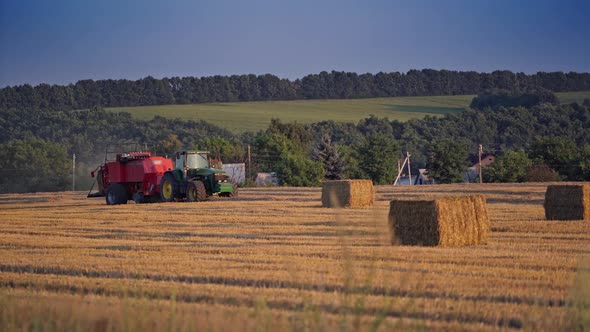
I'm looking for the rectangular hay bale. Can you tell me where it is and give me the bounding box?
[544,184,590,220]
[321,180,374,208]
[388,195,490,247]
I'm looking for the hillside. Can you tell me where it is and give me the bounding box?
[108,91,590,133]
[3,89,590,193]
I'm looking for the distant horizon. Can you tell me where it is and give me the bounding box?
[2,67,590,89]
[2,0,589,88]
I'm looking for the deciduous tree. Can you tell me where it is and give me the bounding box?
[359,133,399,184]
[0,137,70,193]
[485,149,532,183]
[426,140,469,184]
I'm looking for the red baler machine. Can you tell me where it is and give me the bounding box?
[88,151,174,204]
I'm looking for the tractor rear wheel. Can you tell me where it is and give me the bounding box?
[106,183,128,205]
[186,181,207,202]
[160,173,179,202]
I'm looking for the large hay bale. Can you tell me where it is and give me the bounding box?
[321,180,374,208]
[388,195,490,247]
[544,184,590,220]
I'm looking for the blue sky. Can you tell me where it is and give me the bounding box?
[0,0,589,87]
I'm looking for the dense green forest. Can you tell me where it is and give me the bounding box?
[2,84,590,192]
[1,70,590,110]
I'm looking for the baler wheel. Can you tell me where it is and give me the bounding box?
[160,173,179,202]
[106,183,128,205]
[186,181,207,202]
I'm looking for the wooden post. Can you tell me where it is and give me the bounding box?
[393,156,408,186]
[72,153,76,192]
[478,144,483,184]
[247,144,251,182]
[407,152,412,186]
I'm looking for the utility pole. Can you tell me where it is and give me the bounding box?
[247,144,251,182]
[393,155,407,185]
[407,152,412,186]
[478,144,483,184]
[72,153,76,192]
[394,152,412,186]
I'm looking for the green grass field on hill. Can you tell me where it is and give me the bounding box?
[108,91,590,133]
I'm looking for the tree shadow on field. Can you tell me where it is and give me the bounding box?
[224,195,317,202]
[0,203,86,210]
[379,104,462,115]
[487,198,544,205]
[0,198,49,205]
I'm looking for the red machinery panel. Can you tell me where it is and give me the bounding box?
[141,157,173,194]
[97,153,173,196]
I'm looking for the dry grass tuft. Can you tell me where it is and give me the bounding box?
[321,180,374,208]
[544,184,590,221]
[388,195,490,247]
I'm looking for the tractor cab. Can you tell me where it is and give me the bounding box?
[175,150,224,179]
[175,151,210,175]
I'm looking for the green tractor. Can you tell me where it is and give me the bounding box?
[160,151,238,202]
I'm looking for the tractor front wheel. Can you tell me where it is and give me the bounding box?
[228,182,239,198]
[160,173,179,202]
[220,182,239,198]
[186,181,207,202]
[106,183,128,205]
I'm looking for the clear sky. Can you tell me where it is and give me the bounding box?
[0,0,589,87]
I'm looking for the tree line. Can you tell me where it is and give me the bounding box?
[0,107,235,192]
[2,89,590,193]
[1,70,589,110]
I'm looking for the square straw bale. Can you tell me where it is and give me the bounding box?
[321,180,374,208]
[544,184,590,220]
[388,195,490,247]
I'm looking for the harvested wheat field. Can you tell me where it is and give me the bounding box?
[1,183,589,331]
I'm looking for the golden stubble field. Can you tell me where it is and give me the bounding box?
[1,183,589,331]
